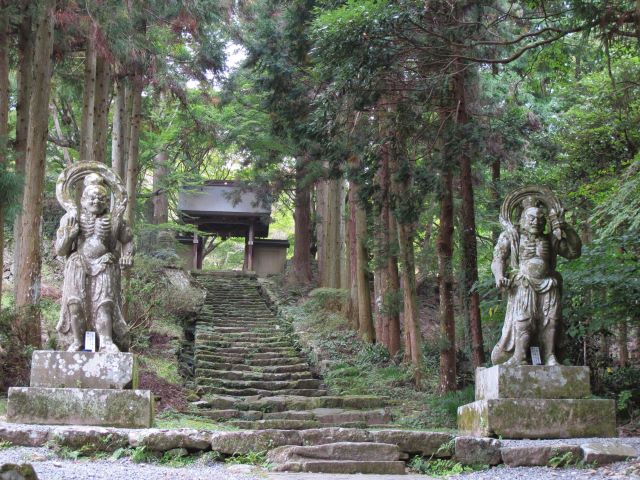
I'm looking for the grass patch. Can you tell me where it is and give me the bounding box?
[0,397,7,416]
[408,457,487,477]
[141,356,181,385]
[154,410,238,430]
[284,294,473,430]
[0,440,13,450]
[225,450,269,467]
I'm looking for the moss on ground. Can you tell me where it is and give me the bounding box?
[0,396,6,417]
[275,286,472,430]
[154,410,239,430]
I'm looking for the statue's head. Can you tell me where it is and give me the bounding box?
[80,173,109,215]
[520,206,546,236]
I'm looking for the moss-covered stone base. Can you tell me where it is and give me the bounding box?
[475,365,591,400]
[457,398,616,439]
[7,387,153,428]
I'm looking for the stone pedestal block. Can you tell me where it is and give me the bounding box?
[7,387,153,428]
[475,365,590,400]
[30,350,138,389]
[457,398,616,439]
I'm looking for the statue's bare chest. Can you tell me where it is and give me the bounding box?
[519,236,551,278]
[78,214,111,259]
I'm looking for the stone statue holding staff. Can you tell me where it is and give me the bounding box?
[55,162,134,352]
[491,185,582,366]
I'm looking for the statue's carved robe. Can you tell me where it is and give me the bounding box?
[56,211,132,351]
[491,227,563,365]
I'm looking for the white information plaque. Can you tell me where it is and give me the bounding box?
[85,331,96,352]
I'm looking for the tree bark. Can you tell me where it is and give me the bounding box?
[454,65,485,368]
[152,150,169,224]
[111,76,128,178]
[0,5,8,303]
[387,214,401,356]
[15,0,56,348]
[125,75,143,227]
[13,5,34,277]
[92,50,111,164]
[346,185,359,329]
[80,24,97,163]
[288,156,313,286]
[318,174,342,288]
[348,155,374,342]
[438,169,457,392]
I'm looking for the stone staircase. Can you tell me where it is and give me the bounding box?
[186,272,393,431]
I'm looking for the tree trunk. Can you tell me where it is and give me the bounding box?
[14,0,56,348]
[349,155,374,342]
[437,169,456,392]
[80,25,97,163]
[288,156,313,286]
[125,76,143,227]
[111,76,128,177]
[454,65,485,368]
[619,320,629,367]
[152,151,169,224]
[92,50,111,164]
[13,5,34,277]
[387,214,401,356]
[318,175,342,288]
[346,185,359,329]
[0,5,8,303]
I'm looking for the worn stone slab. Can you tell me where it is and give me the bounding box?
[299,428,371,446]
[458,398,616,439]
[454,436,502,466]
[273,460,406,474]
[501,444,582,467]
[475,365,591,400]
[371,430,454,457]
[30,350,138,389]
[129,428,212,452]
[49,426,129,452]
[267,442,400,464]
[0,424,50,447]
[210,430,302,454]
[7,387,153,428]
[581,441,638,465]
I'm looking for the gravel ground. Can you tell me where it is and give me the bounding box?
[1,445,640,480]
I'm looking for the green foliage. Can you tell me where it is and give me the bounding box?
[130,446,157,464]
[307,288,347,312]
[408,456,483,477]
[0,440,12,450]
[154,409,236,431]
[548,450,580,468]
[0,397,6,416]
[225,450,268,466]
[424,386,475,428]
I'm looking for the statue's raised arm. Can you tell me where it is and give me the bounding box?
[490,186,582,367]
[55,162,132,353]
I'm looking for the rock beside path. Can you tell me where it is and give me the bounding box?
[0,463,38,480]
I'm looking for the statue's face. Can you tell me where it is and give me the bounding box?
[81,185,108,215]
[521,207,546,236]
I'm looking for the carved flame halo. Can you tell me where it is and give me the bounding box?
[499,185,564,238]
[56,161,127,222]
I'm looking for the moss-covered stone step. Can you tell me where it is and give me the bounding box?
[195,369,314,382]
[195,377,322,391]
[198,386,328,397]
[194,333,289,343]
[195,360,311,374]
[194,353,307,366]
[195,345,296,355]
[236,395,389,413]
[229,419,322,430]
[196,339,292,349]
[273,460,406,474]
[264,408,391,426]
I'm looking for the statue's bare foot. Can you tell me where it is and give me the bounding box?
[67,341,83,352]
[100,340,120,353]
[504,356,528,366]
[545,355,559,366]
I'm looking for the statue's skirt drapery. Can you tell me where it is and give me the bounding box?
[56,251,129,350]
[491,272,562,365]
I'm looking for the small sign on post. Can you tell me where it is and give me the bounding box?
[85,331,96,352]
[530,346,542,365]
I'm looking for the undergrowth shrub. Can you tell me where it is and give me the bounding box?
[307,288,347,313]
[0,308,33,392]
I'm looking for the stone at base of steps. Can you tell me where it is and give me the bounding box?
[273,460,407,474]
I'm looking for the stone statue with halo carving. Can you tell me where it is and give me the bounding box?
[491,185,582,366]
[55,162,134,352]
